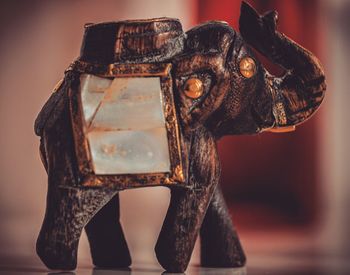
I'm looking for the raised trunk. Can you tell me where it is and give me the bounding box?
[239,1,326,128]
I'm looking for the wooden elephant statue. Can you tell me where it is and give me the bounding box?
[34,2,325,273]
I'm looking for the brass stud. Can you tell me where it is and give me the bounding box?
[184,78,204,99]
[239,57,256,78]
[269,126,296,133]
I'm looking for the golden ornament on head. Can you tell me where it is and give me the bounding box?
[239,57,256,78]
[184,78,204,99]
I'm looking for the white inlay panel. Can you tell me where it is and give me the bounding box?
[80,74,171,175]
[80,74,113,124]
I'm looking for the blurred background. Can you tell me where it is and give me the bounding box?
[0,0,349,274]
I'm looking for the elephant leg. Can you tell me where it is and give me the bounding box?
[36,80,119,270]
[200,186,246,267]
[155,186,216,273]
[155,127,220,273]
[36,183,117,270]
[85,193,131,268]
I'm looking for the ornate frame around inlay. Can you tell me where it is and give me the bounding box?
[69,61,185,189]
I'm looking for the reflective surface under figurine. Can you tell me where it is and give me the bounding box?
[34,2,326,273]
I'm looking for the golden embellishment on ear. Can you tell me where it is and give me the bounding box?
[184,78,204,99]
[239,57,256,78]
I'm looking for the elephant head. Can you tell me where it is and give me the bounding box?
[174,1,325,137]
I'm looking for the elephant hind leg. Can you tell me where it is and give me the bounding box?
[200,186,246,267]
[85,193,131,268]
[36,185,117,270]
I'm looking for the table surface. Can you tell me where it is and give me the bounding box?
[0,250,349,275]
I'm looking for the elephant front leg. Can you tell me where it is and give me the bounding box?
[155,128,220,273]
[155,186,217,273]
[36,183,117,270]
[200,186,246,267]
[85,193,131,268]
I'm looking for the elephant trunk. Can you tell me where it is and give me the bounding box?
[239,1,326,129]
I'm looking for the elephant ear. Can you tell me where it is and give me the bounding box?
[239,1,326,130]
[173,22,234,131]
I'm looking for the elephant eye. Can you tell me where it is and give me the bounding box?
[239,57,256,78]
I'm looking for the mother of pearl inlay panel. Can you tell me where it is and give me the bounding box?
[80,74,171,175]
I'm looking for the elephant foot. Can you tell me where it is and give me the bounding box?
[36,238,78,270]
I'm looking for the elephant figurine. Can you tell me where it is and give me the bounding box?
[34,2,325,273]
